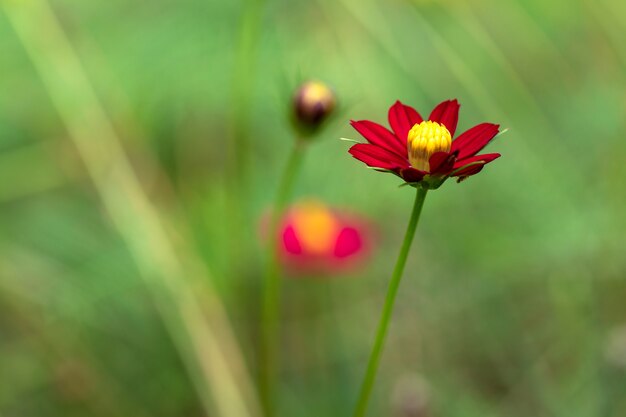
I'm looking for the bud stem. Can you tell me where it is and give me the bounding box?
[259,141,306,417]
[352,186,428,417]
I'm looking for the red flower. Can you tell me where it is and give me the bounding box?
[275,200,371,276]
[348,99,502,188]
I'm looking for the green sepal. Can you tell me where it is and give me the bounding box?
[399,176,449,190]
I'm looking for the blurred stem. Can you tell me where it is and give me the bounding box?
[259,141,306,417]
[2,2,260,417]
[352,187,428,417]
[228,0,267,302]
[231,0,266,183]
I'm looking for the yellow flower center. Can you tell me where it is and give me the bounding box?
[407,121,452,171]
[291,201,339,255]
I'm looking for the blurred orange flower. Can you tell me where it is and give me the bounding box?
[271,200,371,275]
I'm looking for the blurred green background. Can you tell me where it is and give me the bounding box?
[1,0,626,416]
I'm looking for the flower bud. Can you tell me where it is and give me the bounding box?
[407,121,452,172]
[292,80,336,134]
[605,324,626,370]
[391,374,432,417]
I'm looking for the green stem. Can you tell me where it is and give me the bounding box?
[227,0,267,284]
[352,186,428,417]
[259,141,306,417]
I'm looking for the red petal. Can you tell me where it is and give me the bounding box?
[428,151,457,175]
[282,225,302,255]
[451,154,500,181]
[388,101,423,145]
[452,152,501,170]
[400,167,426,183]
[455,165,484,182]
[350,120,406,156]
[428,99,460,137]
[349,143,409,170]
[451,123,499,160]
[333,227,362,259]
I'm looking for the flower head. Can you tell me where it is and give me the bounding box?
[407,121,451,171]
[274,200,370,276]
[348,99,502,188]
[391,374,432,417]
[292,80,336,135]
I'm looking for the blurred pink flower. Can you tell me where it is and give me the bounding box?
[271,200,371,276]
